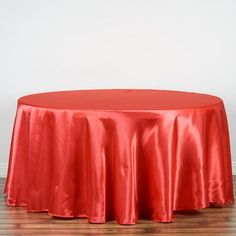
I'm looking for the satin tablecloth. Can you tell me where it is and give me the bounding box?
[5,89,234,224]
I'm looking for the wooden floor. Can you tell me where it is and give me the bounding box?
[0,178,235,236]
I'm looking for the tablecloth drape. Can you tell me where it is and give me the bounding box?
[5,90,234,224]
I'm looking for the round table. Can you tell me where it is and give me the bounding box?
[5,89,234,224]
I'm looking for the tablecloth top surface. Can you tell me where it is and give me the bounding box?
[18,89,222,110]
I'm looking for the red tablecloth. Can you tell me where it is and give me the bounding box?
[5,89,234,224]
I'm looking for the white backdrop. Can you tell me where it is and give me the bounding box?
[0,0,236,176]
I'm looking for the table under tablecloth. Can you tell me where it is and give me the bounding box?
[5,89,234,224]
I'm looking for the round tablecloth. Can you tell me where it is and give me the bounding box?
[5,89,234,224]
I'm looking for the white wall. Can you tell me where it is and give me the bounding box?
[0,0,236,176]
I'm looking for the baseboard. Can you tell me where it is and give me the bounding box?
[1,162,236,178]
[0,163,8,178]
[232,162,236,176]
